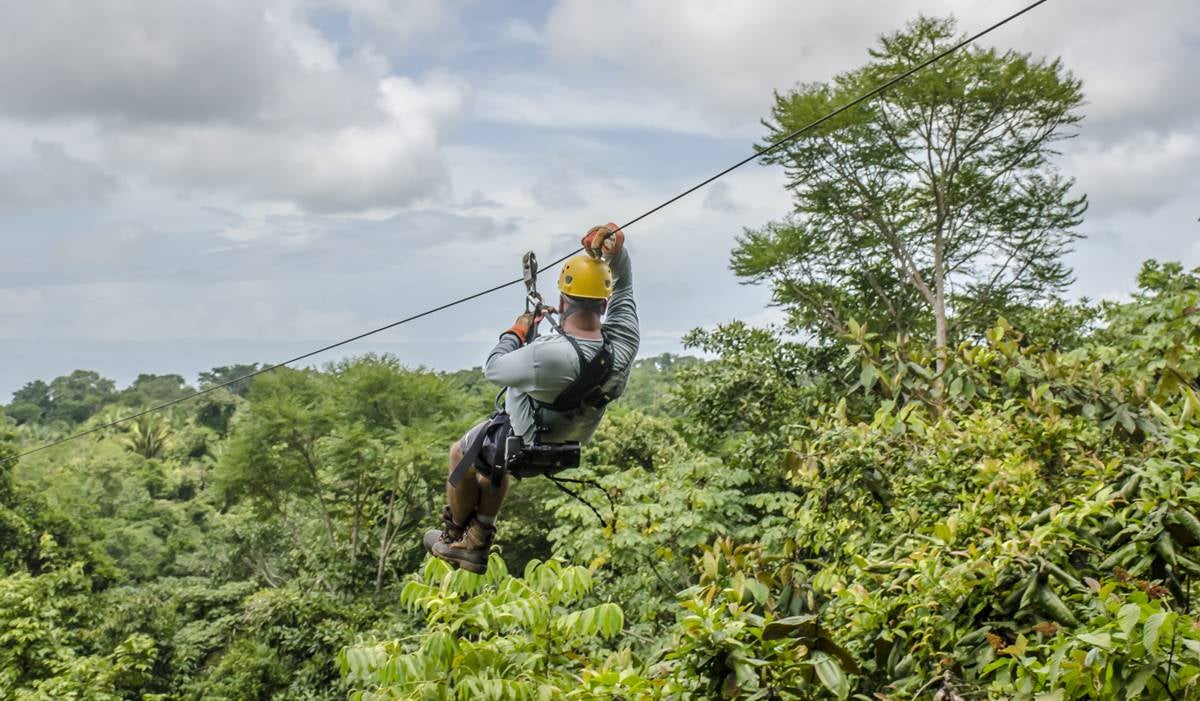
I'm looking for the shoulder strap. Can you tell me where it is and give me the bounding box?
[529,315,617,419]
[543,313,588,367]
[545,337,616,413]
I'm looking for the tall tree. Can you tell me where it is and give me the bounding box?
[215,356,462,592]
[45,370,117,424]
[198,364,262,397]
[732,16,1086,367]
[8,380,51,425]
[119,374,191,408]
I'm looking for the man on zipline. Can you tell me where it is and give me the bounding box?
[424,223,639,573]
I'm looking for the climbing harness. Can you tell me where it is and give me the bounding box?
[446,250,618,527]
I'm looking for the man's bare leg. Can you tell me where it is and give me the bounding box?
[426,440,499,574]
[475,471,509,522]
[446,441,480,525]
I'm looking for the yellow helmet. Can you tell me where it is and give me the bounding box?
[558,255,613,300]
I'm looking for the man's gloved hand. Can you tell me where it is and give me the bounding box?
[581,222,625,259]
[503,312,538,345]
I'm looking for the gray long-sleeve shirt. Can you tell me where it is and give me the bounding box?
[483,247,639,444]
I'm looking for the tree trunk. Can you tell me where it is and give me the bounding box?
[299,444,338,552]
[933,228,948,415]
[350,464,364,561]
[934,247,947,371]
[375,488,398,592]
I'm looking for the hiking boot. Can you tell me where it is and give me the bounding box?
[429,519,496,574]
[422,506,468,554]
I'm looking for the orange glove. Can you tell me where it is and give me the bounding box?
[581,222,625,258]
[503,312,538,345]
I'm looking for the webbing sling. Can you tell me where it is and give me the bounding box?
[448,412,509,489]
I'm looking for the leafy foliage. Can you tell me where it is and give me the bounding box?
[216,355,467,593]
[0,15,1192,697]
[6,261,1200,698]
[735,16,1086,354]
[342,557,635,700]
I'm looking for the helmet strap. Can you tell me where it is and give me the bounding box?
[559,301,578,324]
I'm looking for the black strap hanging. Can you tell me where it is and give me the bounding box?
[448,412,511,489]
[545,473,616,529]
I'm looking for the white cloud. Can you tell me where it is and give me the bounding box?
[0,289,46,321]
[104,71,467,212]
[310,0,469,60]
[528,153,627,209]
[0,141,116,210]
[473,74,724,136]
[543,0,922,127]
[542,0,1200,137]
[501,19,543,46]
[0,0,311,123]
[1068,130,1200,215]
[702,181,742,213]
[0,0,471,212]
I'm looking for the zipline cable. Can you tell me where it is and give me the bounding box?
[540,0,1050,271]
[2,0,1050,465]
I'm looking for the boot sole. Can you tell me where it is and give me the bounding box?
[430,549,488,574]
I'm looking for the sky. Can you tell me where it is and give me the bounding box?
[1,0,1197,398]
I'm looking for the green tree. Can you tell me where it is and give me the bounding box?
[8,379,51,424]
[123,414,171,460]
[198,363,262,397]
[45,370,118,424]
[119,373,192,407]
[217,356,464,592]
[619,353,705,416]
[733,16,1086,367]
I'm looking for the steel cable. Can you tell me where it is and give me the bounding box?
[2,0,1050,464]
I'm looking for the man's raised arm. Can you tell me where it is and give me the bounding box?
[602,246,639,369]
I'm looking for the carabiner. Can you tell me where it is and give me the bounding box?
[522,251,542,313]
[522,251,545,342]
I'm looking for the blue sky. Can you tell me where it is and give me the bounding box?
[1,0,1198,398]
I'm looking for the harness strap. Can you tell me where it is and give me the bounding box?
[448,413,509,488]
[537,313,615,416]
[543,312,588,365]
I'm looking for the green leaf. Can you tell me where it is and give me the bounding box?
[762,615,818,641]
[860,364,878,391]
[1143,611,1169,654]
[811,651,850,700]
[1076,632,1112,650]
[813,636,862,674]
[1125,665,1156,697]
[1117,603,1141,636]
[743,578,769,605]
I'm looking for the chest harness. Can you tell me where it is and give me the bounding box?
[447,252,617,525]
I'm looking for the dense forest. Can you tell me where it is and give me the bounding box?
[6,263,1200,699]
[4,14,1199,701]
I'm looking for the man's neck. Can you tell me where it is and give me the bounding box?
[562,313,602,340]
